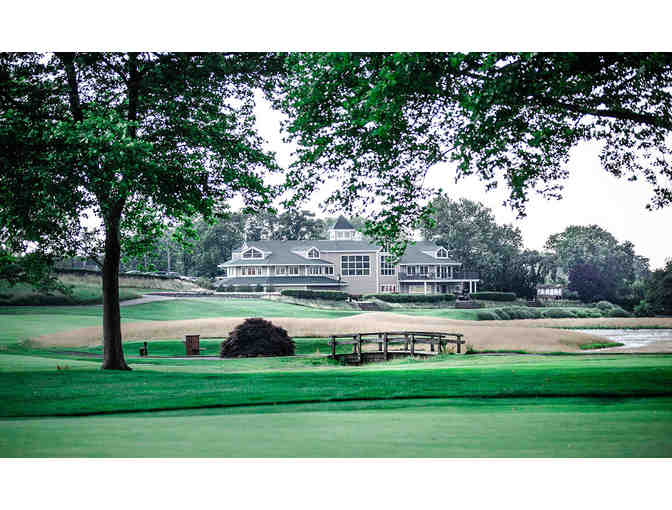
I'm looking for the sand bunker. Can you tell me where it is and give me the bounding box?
[32,312,670,353]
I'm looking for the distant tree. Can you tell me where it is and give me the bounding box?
[568,263,613,302]
[421,195,524,291]
[545,225,649,305]
[275,53,672,250]
[271,209,326,240]
[643,259,672,315]
[1,52,280,369]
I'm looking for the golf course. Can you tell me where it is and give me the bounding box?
[2,297,672,457]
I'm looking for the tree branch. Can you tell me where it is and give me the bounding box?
[56,52,83,123]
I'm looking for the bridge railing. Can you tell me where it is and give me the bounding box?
[326,331,465,359]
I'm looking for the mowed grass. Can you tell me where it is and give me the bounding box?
[3,397,671,457]
[0,299,360,346]
[2,352,671,417]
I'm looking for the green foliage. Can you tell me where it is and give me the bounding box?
[280,289,350,301]
[470,291,517,302]
[595,300,617,311]
[276,53,672,248]
[579,342,625,350]
[365,293,455,303]
[634,300,654,317]
[542,308,579,319]
[643,259,672,315]
[475,310,499,320]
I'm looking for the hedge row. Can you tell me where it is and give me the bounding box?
[280,289,350,301]
[365,293,456,303]
[474,306,631,321]
[469,291,517,302]
[217,285,266,293]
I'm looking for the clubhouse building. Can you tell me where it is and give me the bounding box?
[216,217,479,295]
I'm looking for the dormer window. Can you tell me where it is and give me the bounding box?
[436,247,448,259]
[242,247,263,259]
[307,248,320,259]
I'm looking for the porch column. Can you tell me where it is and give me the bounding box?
[424,281,427,295]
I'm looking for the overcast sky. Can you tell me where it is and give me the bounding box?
[253,93,672,269]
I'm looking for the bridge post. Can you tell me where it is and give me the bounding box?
[410,334,415,356]
[404,333,409,351]
[383,332,388,360]
[378,333,383,352]
[330,336,336,358]
[357,334,362,361]
[430,334,435,352]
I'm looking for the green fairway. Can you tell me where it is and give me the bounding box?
[0,298,359,346]
[2,397,671,457]
[2,299,671,457]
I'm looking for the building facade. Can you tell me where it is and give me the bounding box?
[216,217,479,295]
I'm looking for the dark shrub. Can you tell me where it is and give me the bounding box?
[470,291,517,302]
[634,300,653,317]
[595,300,616,311]
[220,318,295,357]
[493,308,511,320]
[475,310,498,320]
[605,307,632,318]
[281,289,349,301]
[455,301,484,309]
[542,308,578,319]
[238,285,254,292]
[365,293,456,304]
[254,284,264,292]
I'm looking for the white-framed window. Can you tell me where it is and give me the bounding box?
[436,247,448,258]
[242,247,263,259]
[341,255,370,276]
[418,265,429,275]
[242,266,262,276]
[276,266,286,275]
[380,284,396,293]
[307,266,322,275]
[307,248,320,259]
[325,266,334,275]
[380,255,395,276]
[287,266,300,275]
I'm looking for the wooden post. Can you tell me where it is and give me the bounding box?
[330,336,336,358]
[410,334,415,356]
[383,332,389,360]
[378,333,383,352]
[357,334,362,360]
[457,335,462,354]
[352,335,357,354]
[185,334,200,356]
[430,335,435,352]
[404,333,409,351]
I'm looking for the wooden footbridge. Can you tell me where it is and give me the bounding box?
[327,331,465,365]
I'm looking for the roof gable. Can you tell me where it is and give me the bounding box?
[332,215,355,230]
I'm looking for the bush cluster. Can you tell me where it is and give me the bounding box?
[470,291,517,302]
[365,293,456,303]
[220,318,295,357]
[280,289,350,301]
[474,306,614,321]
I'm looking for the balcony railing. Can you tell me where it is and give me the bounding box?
[398,271,479,281]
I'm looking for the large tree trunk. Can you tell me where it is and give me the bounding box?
[101,213,131,370]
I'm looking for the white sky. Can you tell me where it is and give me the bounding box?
[252,94,672,269]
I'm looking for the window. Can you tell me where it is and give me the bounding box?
[436,247,448,258]
[418,265,429,275]
[287,266,300,275]
[380,284,396,293]
[325,266,334,275]
[242,266,262,276]
[307,266,322,275]
[341,255,370,276]
[380,255,395,276]
[307,248,320,259]
[276,266,286,275]
[242,248,263,259]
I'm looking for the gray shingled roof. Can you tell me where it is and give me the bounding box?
[399,242,460,265]
[333,215,355,230]
[226,240,459,265]
[215,276,347,287]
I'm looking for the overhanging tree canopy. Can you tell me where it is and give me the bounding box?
[275,52,672,251]
[1,52,281,369]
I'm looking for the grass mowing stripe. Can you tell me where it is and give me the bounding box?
[2,360,671,417]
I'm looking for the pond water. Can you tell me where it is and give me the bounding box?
[575,329,672,351]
